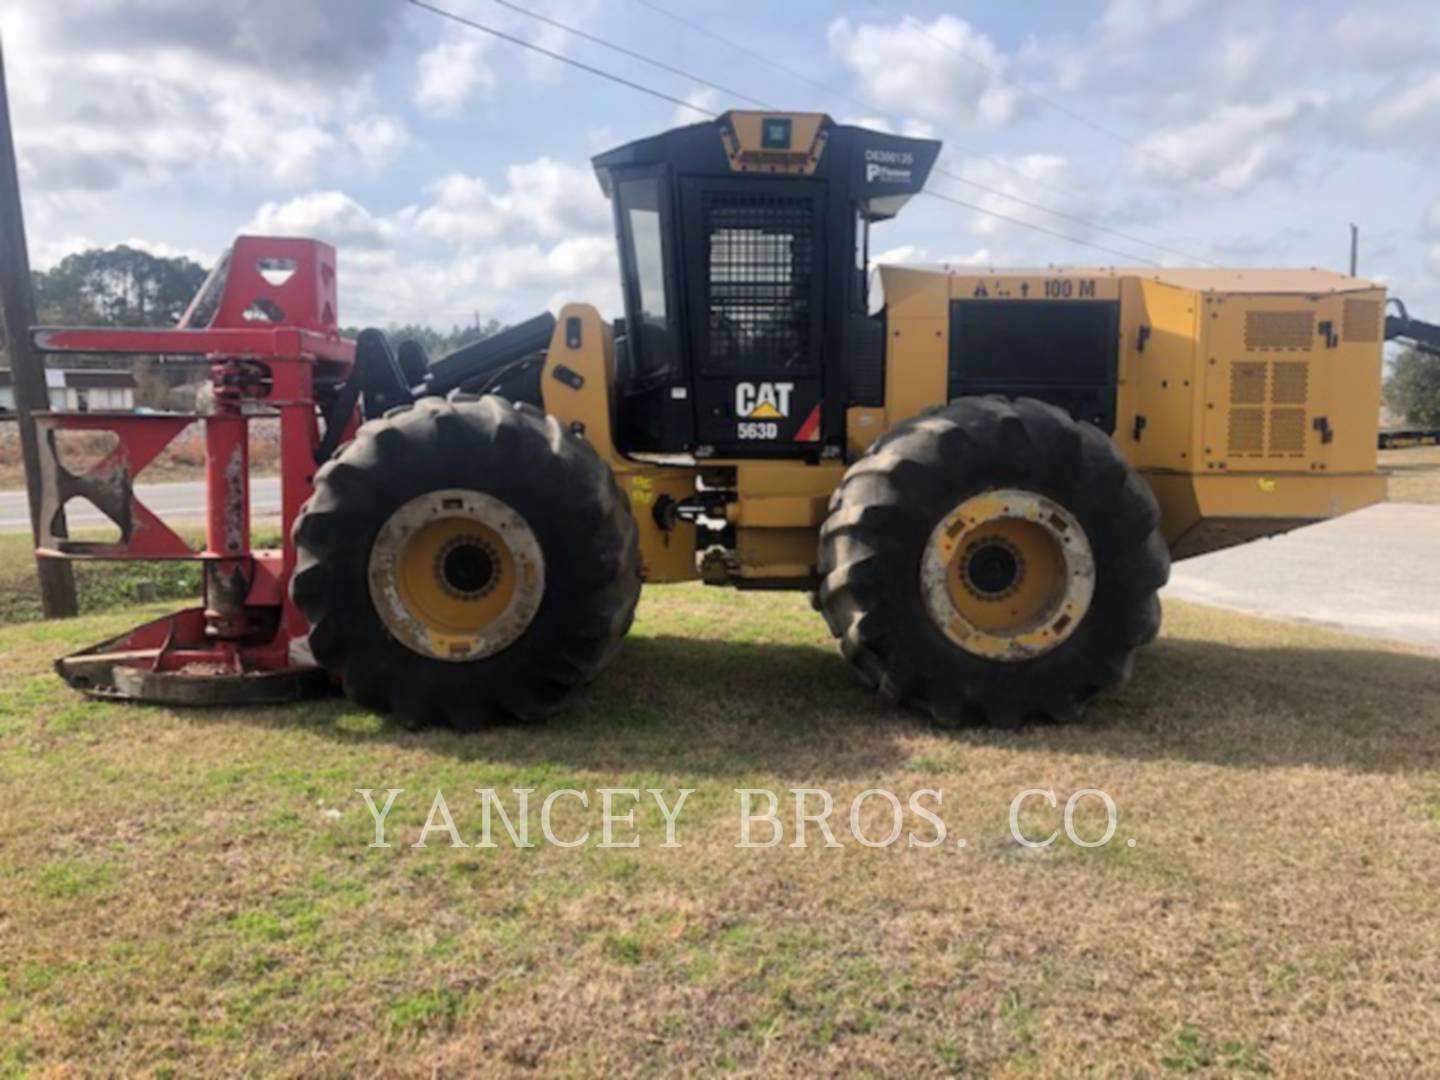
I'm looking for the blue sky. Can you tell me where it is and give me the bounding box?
[3,0,1439,330]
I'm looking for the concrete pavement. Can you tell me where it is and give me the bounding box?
[1164,501,1440,651]
[0,477,282,532]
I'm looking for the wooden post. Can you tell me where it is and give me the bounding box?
[0,39,77,617]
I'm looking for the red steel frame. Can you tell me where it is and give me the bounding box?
[30,236,356,703]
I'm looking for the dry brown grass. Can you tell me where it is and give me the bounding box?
[1,587,1438,1076]
[0,419,281,490]
[1381,444,1440,504]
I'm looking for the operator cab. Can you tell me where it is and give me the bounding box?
[593,111,939,458]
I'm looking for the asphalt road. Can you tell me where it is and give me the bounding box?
[1164,501,1440,651]
[0,477,283,532]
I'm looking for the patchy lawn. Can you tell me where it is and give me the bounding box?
[0,528,282,625]
[1381,444,1440,505]
[1,586,1438,1076]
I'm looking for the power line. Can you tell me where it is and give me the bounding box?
[408,0,1173,266]
[486,0,1202,260]
[629,0,1083,204]
[629,0,1215,263]
[921,189,1161,266]
[406,0,716,118]
[486,0,779,112]
[889,7,1342,232]
[930,165,1218,265]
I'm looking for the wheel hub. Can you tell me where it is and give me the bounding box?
[920,489,1095,661]
[436,535,500,599]
[368,490,545,662]
[961,537,1024,599]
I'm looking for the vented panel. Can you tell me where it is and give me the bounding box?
[1225,359,1311,458]
[702,193,817,375]
[1271,361,1308,405]
[1228,409,1265,453]
[1342,298,1380,343]
[1229,362,1267,404]
[1268,408,1306,453]
[1244,310,1314,350]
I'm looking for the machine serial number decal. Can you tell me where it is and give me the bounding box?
[737,421,780,440]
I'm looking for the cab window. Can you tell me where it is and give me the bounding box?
[617,175,677,382]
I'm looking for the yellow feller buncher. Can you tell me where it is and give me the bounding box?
[40,113,1389,728]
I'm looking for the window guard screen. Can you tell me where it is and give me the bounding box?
[701,193,817,374]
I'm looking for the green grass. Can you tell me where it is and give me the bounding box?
[0,583,1438,1074]
[0,527,283,625]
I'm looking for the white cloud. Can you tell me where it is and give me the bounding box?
[241,157,620,326]
[31,235,99,272]
[402,159,611,247]
[345,116,410,172]
[1364,73,1440,138]
[870,244,928,268]
[1425,201,1440,238]
[673,90,719,128]
[1131,97,1320,192]
[247,192,391,251]
[827,15,1019,131]
[414,36,495,116]
[31,234,212,272]
[870,245,993,270]
[3,0,408,195]
[940,154,1075,237]
[842,116,938,139]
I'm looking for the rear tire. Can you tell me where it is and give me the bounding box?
[291,396,640,730]
[817,396,1168,727]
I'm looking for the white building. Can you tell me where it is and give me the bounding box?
[0,368,137,412]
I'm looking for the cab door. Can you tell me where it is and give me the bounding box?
[680,176,827,455]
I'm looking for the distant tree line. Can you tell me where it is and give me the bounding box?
[33,245,208,331]
[339,320,505,361]
[26,244,501,407]
[1384,348,1440,429]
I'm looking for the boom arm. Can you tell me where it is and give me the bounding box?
[1385,298,1440,357]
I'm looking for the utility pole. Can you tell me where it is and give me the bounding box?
[0,39,77,617]
[1349,223,1358,277]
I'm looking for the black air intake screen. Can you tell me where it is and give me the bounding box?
[702,194,818,375]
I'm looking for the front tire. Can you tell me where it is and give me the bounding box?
[817,396,1168,727]
[291,396,640,730]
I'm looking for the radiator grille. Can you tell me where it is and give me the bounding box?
[1244,310,1314,350]
[702,193,817,374]
[1342,298,1380,343]
[1228,408,1265,453]
[1226,359,1310,458]
[1270,361,1308,405]
[1268,408,1306,453]
[1229,362,1267,404]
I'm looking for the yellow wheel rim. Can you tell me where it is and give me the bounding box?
[368,490,544,661]
[920,489,1094,661]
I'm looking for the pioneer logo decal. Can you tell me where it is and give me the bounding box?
[864,147,914,185]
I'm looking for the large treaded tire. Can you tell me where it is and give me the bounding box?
[291,396,640,730]
[817,396,1169,727]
